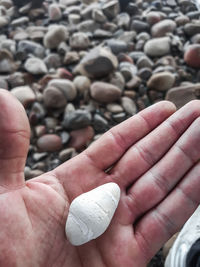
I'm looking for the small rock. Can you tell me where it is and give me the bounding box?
[68,126,94,151]
[106,39,128,55]
[0,49,18,73]
[48,79,77,101]
[144,37,171,57]
[121,96,137,115]
[112,112,126,123]
[49,3,62,21]
[69,32,90,50]
[0,16,8,28]
[7,72,25,87]
[0,78,8,89]
[63,109,92,130]
[92,9,107,23]
[44,117,58,130]
[44,25,68,49]
[37,134,63,152]
[64,51,80,65]
[24,57,48,75]
[131,20,150,33]
[106,103,123,113]
[73,76,91,95]
[126,75,141,89]
[17,40,45,59]
[165,84,200,109]
[1,39,16,54]
[102,0,120,19]
[137,56,154,69]
[43,86,67,108]
[68,14,81,25]
[117,12,130,29]
[109,71,125,90]
[119,62,137,81]
[59,148,76,162]
[75,47,118,78]
[11,16,29,27]
[184,22,200,36]
[44,53,61,69]
[184,44,200,68]
[147,72,176,91]
[175,15,190,26]
[146,11,161,25]
[90,82,121,103]
[93,114,108,132]
[11,86,36,107]
[78,19,99,33]
[151,19,176,37]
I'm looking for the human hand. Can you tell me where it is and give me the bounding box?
[0,89,200,267]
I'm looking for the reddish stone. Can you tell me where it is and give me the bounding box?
[37,134,62,152]
[68,126,94,151]
[184,44,200,68]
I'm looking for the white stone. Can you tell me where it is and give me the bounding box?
[65,183,120,246]
[24,58,48,75]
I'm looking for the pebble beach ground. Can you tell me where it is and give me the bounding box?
[0,0,200,265]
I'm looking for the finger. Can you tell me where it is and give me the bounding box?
[0,89,30,188]
[110,100,200,188]
[134,162,200,262]
[126,116,200,223]
[82,101,176,170]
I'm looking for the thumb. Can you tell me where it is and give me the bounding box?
[0,89,30,189]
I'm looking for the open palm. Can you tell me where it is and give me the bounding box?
[1,89,200,267]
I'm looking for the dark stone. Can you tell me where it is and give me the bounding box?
[63,110,92,130]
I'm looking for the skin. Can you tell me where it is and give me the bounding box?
[0,89,200,267]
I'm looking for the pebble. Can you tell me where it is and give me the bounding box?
[59,148,76,162]
[144,37,171,57]
[37,134,63,152]
[121,96,137,115]
[74,47,118,78]
[93,114,108,132]
[17,40,45,59]
[90,82,121,103]
[146,11,162,25]
[48,3,62,21]
[151,19,177,37]
[11,86,36,107]
[0,49,18,73]
[44,25,68,49]
[73,75,91,95]
[147,71,176,91]
[0,16,8,28]
[63,109,92,130]
[92,9,107,23]
[11,16,29,27]
[106,103,123,113]
[109,71,125,90]
[165,83,200,108]
[184,22,200,36]
[102,0,120,19]
[184,44,200,68]
[24,57,48,75]
[106,39,128,55]
[48,79,77,101]
[68,126,94,151]
[43,86,67,108]
[119,62,137,81]
[69,32,90,50]
[64,51,80,65]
